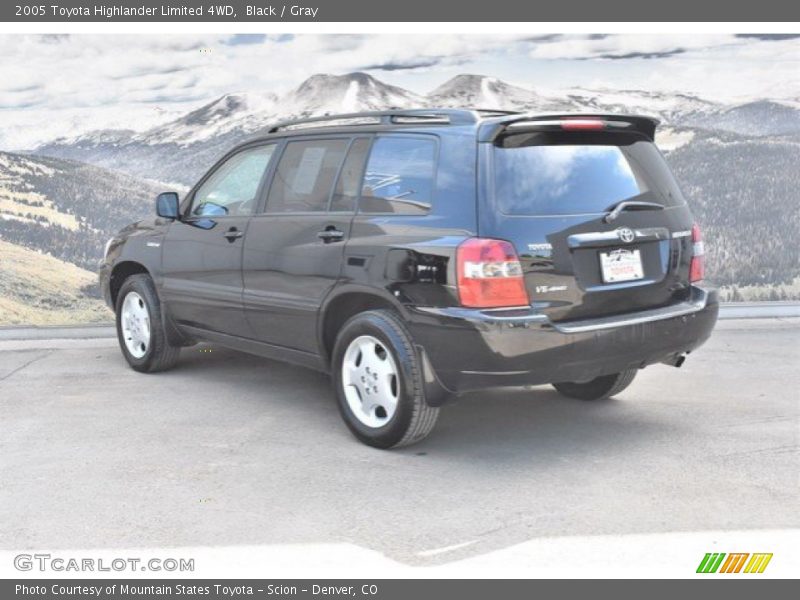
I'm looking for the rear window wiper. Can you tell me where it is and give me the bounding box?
[603,200,664,223]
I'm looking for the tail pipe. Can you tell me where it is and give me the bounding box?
[661,352,687,368]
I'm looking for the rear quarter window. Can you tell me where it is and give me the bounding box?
[359,136,436,215]
[493,137,685,216]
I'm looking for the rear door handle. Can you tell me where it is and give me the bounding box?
[317,228,345,243]
[224,227,244,241]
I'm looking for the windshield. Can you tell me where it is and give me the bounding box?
[493,138,684,216]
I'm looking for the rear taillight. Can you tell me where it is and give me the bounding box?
[689,223,705,283]
[456,238,530,308]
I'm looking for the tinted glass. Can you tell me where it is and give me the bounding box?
[265,139,348,213]
[330,138,371,212]
[192,144,275,217]
[360,137,436,215]
[493,139,684,216]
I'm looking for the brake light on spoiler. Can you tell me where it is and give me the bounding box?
[559,118,606,131]
[488,114,658,142]
[457,238,530,308]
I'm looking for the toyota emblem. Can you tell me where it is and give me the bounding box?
[617,228,635,243]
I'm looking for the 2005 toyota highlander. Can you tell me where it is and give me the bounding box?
[99,109,719,448]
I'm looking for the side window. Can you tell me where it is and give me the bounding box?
[265,139,348,213]
[360,137,436,215]
[330,138,371,213]
[191,144,276,217]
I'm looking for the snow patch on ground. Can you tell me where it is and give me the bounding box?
[657,128,696,152]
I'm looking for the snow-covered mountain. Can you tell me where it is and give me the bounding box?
[283,72,423,116]
[681,100,800,137]
[33,72,427,184]
[428,74,553,111]
[134,92,278,146]
[32,71,800,188]
[556,88,718,122]
[51,72,420,152]
[428,75,719,122]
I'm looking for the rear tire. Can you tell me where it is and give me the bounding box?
[115,274,180,373]
[332,309,439,449]
[552,369,637,401]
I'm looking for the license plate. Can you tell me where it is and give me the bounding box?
[599,248,644,283]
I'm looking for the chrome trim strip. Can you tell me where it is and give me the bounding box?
[552,289,709,333]
[416,306,547,324]
[567,227,668,248]
[416,288,710,332]
[461,369,531,376]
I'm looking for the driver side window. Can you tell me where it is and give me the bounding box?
[191,144,276,217]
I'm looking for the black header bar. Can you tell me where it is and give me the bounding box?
[3,0,800,22]
[2,579,793,600]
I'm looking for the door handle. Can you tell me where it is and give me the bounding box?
[224,227,244,241]
[317,228,345,243]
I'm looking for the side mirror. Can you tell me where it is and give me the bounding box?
[156,192,180,219]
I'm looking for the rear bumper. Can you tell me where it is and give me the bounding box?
[409,286,719,398]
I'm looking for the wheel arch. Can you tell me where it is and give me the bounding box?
[318,286,452,406]
[109,261,151,308]
[110,261,193,348]
[318,287,408,366]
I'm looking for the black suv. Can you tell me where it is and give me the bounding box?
[99,109,718,448]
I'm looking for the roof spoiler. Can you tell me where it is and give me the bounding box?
[479,113,660,143]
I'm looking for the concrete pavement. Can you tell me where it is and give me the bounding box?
[0,318,797,572]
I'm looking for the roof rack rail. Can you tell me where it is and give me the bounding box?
[471,108,522,116]
[267,108,481,133]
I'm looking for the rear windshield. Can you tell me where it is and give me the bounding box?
[492,135,685,216]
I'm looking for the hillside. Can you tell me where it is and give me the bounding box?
[681,100,800,137]
[0,151,162,270]
[0,239,109,325]
[664,130,800,289]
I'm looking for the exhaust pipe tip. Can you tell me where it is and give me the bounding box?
[662,353,687,368]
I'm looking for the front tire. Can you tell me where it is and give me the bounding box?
[331,310,439,449]
[115,274,180,373]
[552,369,637,401]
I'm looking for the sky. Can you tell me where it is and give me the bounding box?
[0,33,798,150]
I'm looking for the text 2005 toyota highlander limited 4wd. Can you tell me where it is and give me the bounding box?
[99,109,718,448]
